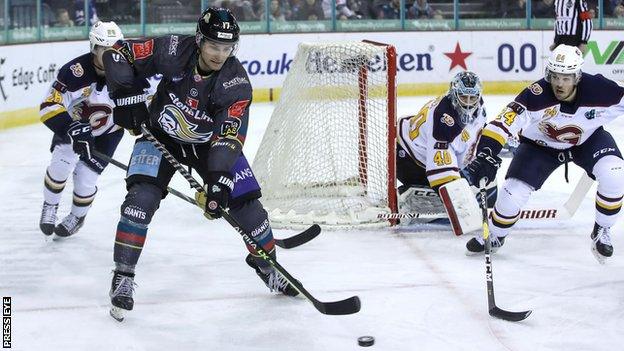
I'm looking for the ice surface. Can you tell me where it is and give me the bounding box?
[1,96,623,351]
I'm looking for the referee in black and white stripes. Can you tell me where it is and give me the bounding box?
[549,0,593,54]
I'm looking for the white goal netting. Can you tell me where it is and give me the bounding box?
[252,41,398,229]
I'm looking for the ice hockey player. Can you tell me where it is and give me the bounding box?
[38,21,146,238]
[101,7,298,321]
[396,71,496,234]
[462,44,624,263]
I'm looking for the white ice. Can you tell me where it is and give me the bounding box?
[1,96,624,351]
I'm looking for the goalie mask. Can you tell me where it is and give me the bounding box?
[196,7,240,56]
[89,21,124,53]
[449,71,482,124]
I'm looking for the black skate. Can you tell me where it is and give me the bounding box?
[54,213,85,237]
[109,270,136,322]
[39,202,58,236]
[245,254,299,297]
[465,235,506,255]
[591,223,613,264]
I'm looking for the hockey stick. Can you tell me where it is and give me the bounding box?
[140,126,360,315]
[381,173,594,222]
[92,150,321,249]
[479,180,532,322]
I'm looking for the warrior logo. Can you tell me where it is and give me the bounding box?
[538,122,583,145]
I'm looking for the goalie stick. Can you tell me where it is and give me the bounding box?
[92,150,321,249]
[478,180,532,322]
[139,126,361,315]
[379,173,593,222]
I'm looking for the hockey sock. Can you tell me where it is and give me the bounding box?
[71,189,97,217]
[114,217,148,266]
[43,169,66,205]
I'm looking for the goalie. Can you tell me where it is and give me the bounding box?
[396,71,497,235]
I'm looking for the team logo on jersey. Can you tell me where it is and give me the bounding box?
[440,113,455,127]
[193,74,202,82]
[186,97,199,109]
[190,88,198,97]
[529,83,543,95]
[132,39,154,60]
[538,122,583,145]
[543,106,558,119]
[585,109,596,120]
[221,118,241,137]
[228,100,250,118]
[82,87,92,98]
[72,101,113,131]
[70,63,84,77]
[158,105,213,143]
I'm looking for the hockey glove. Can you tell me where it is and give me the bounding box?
[67,121,94,160]
[111,89,149,135]
[461,147,502,187]
[195,172,234,220]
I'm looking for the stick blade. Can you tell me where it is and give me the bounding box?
[275,224,322,249]
[313,295,361,315]
[489,306,532,322]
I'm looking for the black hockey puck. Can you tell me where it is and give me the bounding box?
[358,336,375,347]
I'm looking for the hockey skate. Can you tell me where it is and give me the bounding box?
[245,254,299,297]
[39,202,58,236]
[53,213,85,237]
[109,270,136,322]
[591,223,613,264]
[465,235,506,256]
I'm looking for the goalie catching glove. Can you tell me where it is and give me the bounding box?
[194,172,234,220]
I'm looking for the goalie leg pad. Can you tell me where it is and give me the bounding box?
[438,178,482,236]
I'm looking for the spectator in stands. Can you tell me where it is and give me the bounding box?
[376,0,400,19]
[408,0,435,19]
[296,0,325,20]
[347,0,374,19]
[615,4,624,17]
[269,0,287,21]
[501,0,527,18]
[533,0,554,18]
[336,0,358,19]
[609,0,624,15]
[56,8,75,26]
[222,0,258,21]
[74,0,98,25]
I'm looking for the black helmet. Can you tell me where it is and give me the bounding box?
[196,7,240,47]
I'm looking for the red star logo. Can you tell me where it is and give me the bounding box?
[444,42,472,71]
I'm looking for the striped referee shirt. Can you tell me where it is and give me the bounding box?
[554,0,592,45]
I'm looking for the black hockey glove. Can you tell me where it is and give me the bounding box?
[67,121,94,160]
[461,147,502,187]
[111,89,149,135]
[194,172,234,220]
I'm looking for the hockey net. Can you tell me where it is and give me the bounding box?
[252,41,397,229]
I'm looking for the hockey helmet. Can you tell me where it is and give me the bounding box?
[89,21,124,53]
[545,44,584,84]
[196,7,240,52]
[449,71,482,124]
